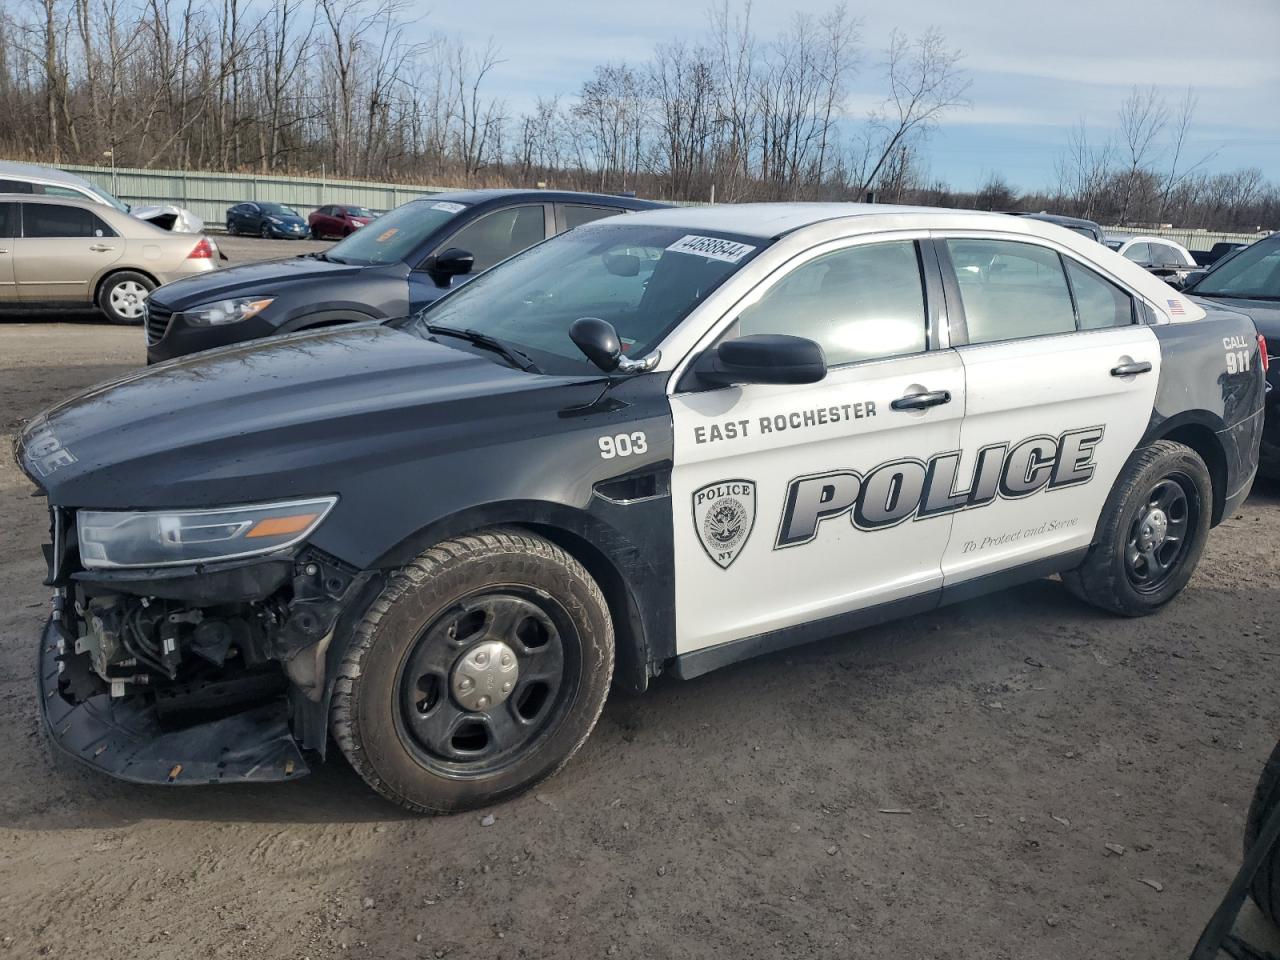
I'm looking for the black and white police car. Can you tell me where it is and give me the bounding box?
[17,203,1267,812]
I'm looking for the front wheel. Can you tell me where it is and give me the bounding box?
[98,271,155,325]
[260,223,272,239]
[332,528,615,813]
[1064,439,1212,616]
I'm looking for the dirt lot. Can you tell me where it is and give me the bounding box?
[1,272,1279,958]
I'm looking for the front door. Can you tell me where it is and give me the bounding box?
[669,237,965,654]
[936,235,1161,586]
[15,202,121,302]
[0,202,16,301]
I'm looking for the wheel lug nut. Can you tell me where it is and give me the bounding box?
[475,652,488,665]
[501,682,512,693]
[476,695,490,708]
[500,654,512,667]
[459,677,473,691]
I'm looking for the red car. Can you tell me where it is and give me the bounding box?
[307,204,376,239]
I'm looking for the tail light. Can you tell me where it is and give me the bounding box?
[1260,334,1270,375]
[188,237,214,259]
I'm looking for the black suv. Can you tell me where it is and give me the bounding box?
[145,189,666,362]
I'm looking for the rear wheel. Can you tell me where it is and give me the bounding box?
[1063,440,1211,616]
[98,271,155,325]
[1247,743,1280,925]
[332,528,615,813]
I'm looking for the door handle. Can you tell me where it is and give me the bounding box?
[1110,361,1152,377]
[891,389,951,411]
[89,244,115,252]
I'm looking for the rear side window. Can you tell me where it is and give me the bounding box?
[1064,259,1134,329]
[562,205,621,230]
[0,202,16,237]
[737,240,928,365]
[23,203,113,238]
[445,205,547,272]
[0,179,34,194]
[42,184,89,201]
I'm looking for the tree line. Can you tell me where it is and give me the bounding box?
[0,0,1274,231]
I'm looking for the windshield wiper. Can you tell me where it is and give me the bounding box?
[424,324,541,373]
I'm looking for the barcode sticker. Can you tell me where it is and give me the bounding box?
[666,235,756,264]
[431,201,467,214]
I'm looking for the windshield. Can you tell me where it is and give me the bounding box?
[86,184,129,213]
[261,203,299,217]
[326,199,468,265]
[345,206,374,218]
[1194,239,1280,300]
[407,222,766,375]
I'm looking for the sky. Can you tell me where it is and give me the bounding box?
[448,0,1280,193]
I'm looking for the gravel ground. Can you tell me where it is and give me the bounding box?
[1,261,1278,958]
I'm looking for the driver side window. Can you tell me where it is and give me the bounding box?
[444,205,548,273]
[735,240,928,366]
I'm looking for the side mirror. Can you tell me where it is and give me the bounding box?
[696,334,827,387]
[569,316,622,372]
[569,317,661,375]
[1181,269,1207,291]
[426,247,475,287]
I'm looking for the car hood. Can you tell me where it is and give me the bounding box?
[149,256,405,309]
[1191,295,1280,337]
[16,323,596,509]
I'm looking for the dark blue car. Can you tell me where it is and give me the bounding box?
[148,189,666,362]
[226,201,311,239]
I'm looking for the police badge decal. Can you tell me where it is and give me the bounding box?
[692,480,756,569]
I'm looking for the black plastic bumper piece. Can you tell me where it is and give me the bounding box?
[38,617,309,785]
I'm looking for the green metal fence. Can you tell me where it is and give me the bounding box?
[1100,226,1269,251]
[56,163,456,229]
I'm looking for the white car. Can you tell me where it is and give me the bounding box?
[0,161,203,233]
[23,203,1269,811]
[1109,235,1197,282]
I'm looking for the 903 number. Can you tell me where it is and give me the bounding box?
[599,432,648,459]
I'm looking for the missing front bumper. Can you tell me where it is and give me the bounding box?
[38,616,309,785]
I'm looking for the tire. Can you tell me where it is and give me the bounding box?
[332,527,615,813]
[98,271,155,326]
[227,220,238,236]
[260,223,272,239]
[1247,742,1280,925]
[1063,439,1212,616]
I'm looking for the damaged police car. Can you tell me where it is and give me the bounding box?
[18,204,1267,812]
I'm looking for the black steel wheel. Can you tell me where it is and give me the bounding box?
[394,590,575,778]
[332,528,614,813]
[1064,439,1212,616]
[1124,473,1199,593]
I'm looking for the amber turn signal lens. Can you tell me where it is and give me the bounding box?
[246,513,320,538]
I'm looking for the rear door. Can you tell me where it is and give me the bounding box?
[669,234,965,654]
[935,234,1160,589]
[14,202,122,302]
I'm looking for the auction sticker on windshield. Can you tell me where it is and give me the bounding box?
[666,235,756,263]
[376,227,399,242]
[431,201,467,214]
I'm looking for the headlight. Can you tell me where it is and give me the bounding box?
[180,296,275,326]
[77,497,337,569]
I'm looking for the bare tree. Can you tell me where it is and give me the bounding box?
[857,27,969,192]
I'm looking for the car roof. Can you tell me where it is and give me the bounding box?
[412,188,667,210]
[0,191,104,208]
[0,161,95,189]
[1016,212,1102,230]
[614,201,1110,241]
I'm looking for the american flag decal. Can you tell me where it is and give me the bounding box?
[1167,299,1186,316]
